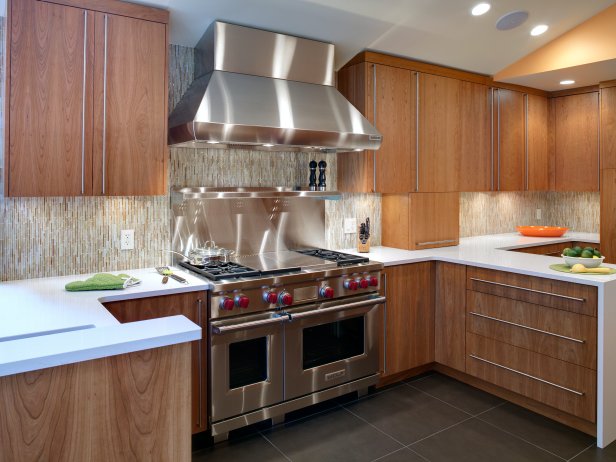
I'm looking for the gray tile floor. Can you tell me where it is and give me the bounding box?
[193,373,615,462]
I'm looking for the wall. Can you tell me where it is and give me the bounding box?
[460,191,600,237]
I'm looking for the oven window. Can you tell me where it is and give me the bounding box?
[302,316,365,370]
[229,337,268,389]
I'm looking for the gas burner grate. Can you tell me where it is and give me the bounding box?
[178,261,260,281]
[295,248,369,266]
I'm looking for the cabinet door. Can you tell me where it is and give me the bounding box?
[601,85,616,169]
[93,12,167,196]
[459,82,491,192]
[104,292,207,434]
[553,93,599,191]
[381,263,435,379]
[7,0,93,196]
[435,262,466,371]
[495,89,525,191]
[527,94,549,190]
[418,73,461,192]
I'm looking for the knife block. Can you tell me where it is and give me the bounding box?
[357,226,371,253]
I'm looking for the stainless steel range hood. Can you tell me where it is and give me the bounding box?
[168,22,382,153]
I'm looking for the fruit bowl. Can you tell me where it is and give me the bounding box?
[516,226,568,237]
[562,255,605,268]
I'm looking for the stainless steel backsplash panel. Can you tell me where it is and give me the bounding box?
[171,196,325,260]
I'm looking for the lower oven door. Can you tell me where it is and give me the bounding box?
[284,294,386,400]
[210,312,286,422]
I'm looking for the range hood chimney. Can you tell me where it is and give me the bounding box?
[168,22,382,153]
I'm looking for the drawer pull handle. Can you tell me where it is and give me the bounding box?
[469,277,586,302]
[416,239,457,247]
[469,354,585,396]
[469,312,586,344]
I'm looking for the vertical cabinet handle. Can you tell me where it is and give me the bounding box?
[382,272,388,375]
[81,11,88,195]
[102,14,109,194]
[372,64,377,193]
[524,94,529,191]
[197,298,203,428]
[415,72,420,192]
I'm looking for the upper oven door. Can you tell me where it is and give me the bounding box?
[283,294,385,400]
[210,312,286,423]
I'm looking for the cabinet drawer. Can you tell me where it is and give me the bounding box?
[467,267,597,317]
[467,291,596,369]
[466,333,596,422]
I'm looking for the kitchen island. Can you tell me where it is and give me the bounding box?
[0,267,208,461]
[342,232,616,448]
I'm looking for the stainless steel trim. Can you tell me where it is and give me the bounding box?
[415,72,420,192]
[468,354,585,396]
[416,239,457,247]
[490,87,494,191]
[211,315,288,334]
[468,311,585,344]
[102,14,108,194]
[382,272,388,374]
[373,63,377,192]
[288,296,386,320]
[497,89,501,191]
[210,373,379,436]
[81,11,87,195]
[197,299,203,428]
[524,93,529,191]
[172,186,341,200]
[469,277,586,302]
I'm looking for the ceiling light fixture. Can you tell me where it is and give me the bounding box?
[263,143,275,147]
[560,80,575,85]
[206,140,219,144]
[471,3,491,16]
[530,24,548,36]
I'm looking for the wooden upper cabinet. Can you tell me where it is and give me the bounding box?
[337,63,414,193]
[552,92,599,191]
[601,85,616,169]
[5,0,168,197]
[7,0,93,196]
[418,73,461,192]
[92,13,167,195]
[527,94,549,191]
[494,89,525,191]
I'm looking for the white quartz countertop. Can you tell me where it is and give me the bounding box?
[0,267,210,377]
[341,232,615,286]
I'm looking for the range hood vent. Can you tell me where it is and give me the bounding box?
[168,22,382,153]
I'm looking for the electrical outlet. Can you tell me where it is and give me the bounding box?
[120,229,134,250]
[344,218,357,234]
[536,209,542,220]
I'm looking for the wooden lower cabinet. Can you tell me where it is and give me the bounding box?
[434,262,466,371]
[104,292,207,433]
[380,263,434,381]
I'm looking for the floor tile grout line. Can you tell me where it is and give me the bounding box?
[403,381,476,417]
[369,447,408,462]
[566,442,597,462]
[472,401,507,417]
[405,415,474,447]
[258,431,293,462]
[406,446,432,462]
[339,403,408,447]
[476,416,569,461]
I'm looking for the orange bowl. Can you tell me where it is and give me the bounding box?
[516,226,568,237]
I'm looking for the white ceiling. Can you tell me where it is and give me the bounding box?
[135,0,615,75]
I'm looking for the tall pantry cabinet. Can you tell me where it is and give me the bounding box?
[5,0,168,197]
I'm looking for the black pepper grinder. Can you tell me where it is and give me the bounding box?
[309,160,317,191]
[318,160,327,191]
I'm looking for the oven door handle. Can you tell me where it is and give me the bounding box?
[288,296,386,320]
[211,315,288,335]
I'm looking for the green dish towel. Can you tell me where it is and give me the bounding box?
[65,273,141,291]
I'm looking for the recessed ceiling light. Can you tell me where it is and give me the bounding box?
[530,24,549,36]
[471,3,491,16]
[560,80,575,85]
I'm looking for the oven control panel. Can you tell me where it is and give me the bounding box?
[211,271,381,318]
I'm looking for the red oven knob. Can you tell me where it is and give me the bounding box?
[219,297,235,311]
[235,294,250,309]
[344,279,359,291]
[320,286,335,299]
[263,291,278,304]
[369,276,379,287]
[278,291,293,306]
[358,278,369,289]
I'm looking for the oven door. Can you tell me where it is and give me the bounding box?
[210,312,286,422]
[283,294,386,400]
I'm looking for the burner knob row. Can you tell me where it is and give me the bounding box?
[344,276,379,291]
[219,294,250,311]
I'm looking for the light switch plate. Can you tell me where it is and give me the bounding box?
[121,229,134,250]
[344,218,357,234]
